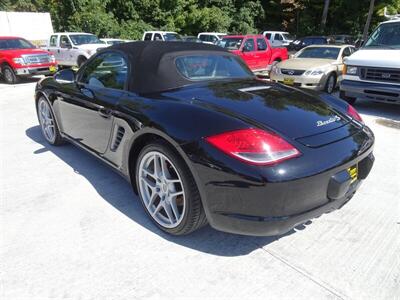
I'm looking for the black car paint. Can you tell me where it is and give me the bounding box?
[35,48,374,236]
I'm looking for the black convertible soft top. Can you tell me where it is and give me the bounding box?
[108,41,237,94]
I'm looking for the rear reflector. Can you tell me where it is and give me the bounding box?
[347,104,363,123]
[205,128,301,165]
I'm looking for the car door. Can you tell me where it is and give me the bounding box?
[60,35,74,66]
[47,35,60,62]
[240,38,257,70]
[255,37,271,70]
[57,51,128,154]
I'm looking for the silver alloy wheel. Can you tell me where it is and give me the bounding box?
[4,68,13,83]
[38,98,56,143]
[138,151,186,228]
[327,75,335,93]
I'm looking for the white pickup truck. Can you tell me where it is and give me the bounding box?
[340,17,400,105]
[44,32,107,67]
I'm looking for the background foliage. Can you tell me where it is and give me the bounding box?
[1,0,399,39]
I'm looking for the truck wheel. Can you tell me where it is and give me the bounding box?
[2,65,20,84]
[77,56,87,68]
[339,91,356,105]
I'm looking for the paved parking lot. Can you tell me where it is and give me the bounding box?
[1,78,399,300]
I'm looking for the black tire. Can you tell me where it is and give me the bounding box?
[339,90,357,105]
[77,56,87,68]
[135,140,207,235]
[36,96,64,146]
[2,64,20,84]
[324,73,336,94]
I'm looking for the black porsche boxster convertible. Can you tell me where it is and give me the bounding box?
[35,42,374,236]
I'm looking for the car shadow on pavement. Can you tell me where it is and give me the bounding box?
[26,125,303,257]
[353,100,400,121]
[0,76,41,86]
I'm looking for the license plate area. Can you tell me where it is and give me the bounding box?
[347,165,358,183]
[283,77,295,85]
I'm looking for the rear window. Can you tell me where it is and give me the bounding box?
[175,55,253,81]
[219,38,243,50]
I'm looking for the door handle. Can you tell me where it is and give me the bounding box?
[98,107,111,118]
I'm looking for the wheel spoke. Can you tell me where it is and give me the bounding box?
[152,201,163,217]
[147,192,158,208]
[170,191,183,198]
[141,176,156,190]
[163,202,175,224]
[169,197,180,221]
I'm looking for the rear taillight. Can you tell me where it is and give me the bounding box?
[347,104,363,123]
[205,128,301,166]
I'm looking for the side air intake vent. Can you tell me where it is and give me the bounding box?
[111,126,125,151]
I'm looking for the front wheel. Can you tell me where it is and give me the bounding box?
[2,65,19,84]
[136,141,207,235]
[324,73,336,94]
[37,97,64,145]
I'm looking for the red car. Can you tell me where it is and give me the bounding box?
[218,34,288,73]
[0,36,57,84]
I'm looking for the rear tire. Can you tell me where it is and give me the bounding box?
[2,65,20,84]
[339,91,357,105]
[135,140,207,235]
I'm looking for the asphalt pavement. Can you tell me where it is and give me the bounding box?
[1,78,399,300]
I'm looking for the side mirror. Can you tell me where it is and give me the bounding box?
[55,69,75,84]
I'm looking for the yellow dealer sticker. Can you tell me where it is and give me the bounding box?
[348,165,358,183]
[49,66,57,73]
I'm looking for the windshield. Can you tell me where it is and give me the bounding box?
[175,54,253,81]
[70,34,103,45]
[163,33,182,41]
[282,33,295,40]
[364,22,400,49]
[0,38,35,50]
[297,47,340,59]
[219,38,243,50]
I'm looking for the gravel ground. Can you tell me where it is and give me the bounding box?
[1,78,399,300]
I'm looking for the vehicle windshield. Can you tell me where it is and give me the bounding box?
[364,22,400,49]
[175,54,253,81]
[0,38,36,50]
[107,40,124,45]
[297,47,340,59]
[69,34,104,45]
[219,38,243,50]
[282,33,295,40]
[163,33,182,41]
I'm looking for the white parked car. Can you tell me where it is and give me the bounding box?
[100,38,127,46]
[340,15,400,105]
[262,31,294,47]
[197,32,226,44]
[142,31,181,41]
[45,32,107,67]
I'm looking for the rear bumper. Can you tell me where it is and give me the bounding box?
[185,126,375,236]
[206,152,374,236]
[340,79,400,105]
[15,65,57,76]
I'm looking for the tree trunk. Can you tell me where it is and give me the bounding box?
[321,0,330,32]
[363,0,375,42]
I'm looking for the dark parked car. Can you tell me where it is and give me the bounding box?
[288,36,335,52]
[332,35,355,45]
[35,42,374,236]
[182,36,202,43]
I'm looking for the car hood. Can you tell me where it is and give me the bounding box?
[279,58,334,70]
[345,49,400,68]
[172,80,351,139]
[0,48,51,56]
